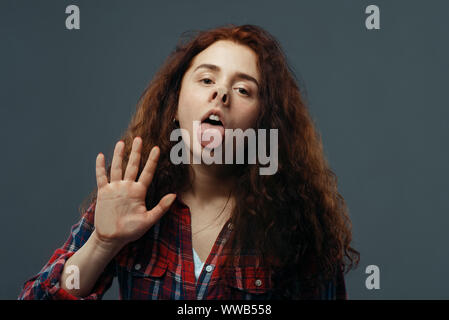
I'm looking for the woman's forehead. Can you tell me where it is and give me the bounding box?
[188,40,260,81]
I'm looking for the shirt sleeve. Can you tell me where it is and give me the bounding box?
[320,265,347,300]
[18,201,116,300]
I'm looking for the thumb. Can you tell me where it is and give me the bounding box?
[144,193,177,225]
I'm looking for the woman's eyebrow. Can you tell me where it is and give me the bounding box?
[193,63,259,88]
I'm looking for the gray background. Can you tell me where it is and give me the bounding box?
[1,0,448,300]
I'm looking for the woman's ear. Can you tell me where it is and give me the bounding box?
[173,110,179,125]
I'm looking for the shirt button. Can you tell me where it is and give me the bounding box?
[255,279,262,287]
[205,265,214,273]
[134,264,141,271]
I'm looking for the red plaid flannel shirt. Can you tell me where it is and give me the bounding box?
[18,197,347,300]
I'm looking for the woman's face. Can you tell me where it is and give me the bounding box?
[176,40,261,156]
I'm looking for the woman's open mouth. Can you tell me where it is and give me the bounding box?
[197,113,225,149]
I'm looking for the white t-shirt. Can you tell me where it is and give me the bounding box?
[192,247,205,281]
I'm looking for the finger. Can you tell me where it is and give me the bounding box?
[124,137,142,181]
[96,153,108,189]
[110,140,124,182]
[144,194,177,225]
[138,146,160,188]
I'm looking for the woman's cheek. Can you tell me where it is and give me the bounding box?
[237,106,259,130]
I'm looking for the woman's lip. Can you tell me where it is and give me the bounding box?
[200,108,226,129]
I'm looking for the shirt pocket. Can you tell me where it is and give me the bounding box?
[224,266,272,300]
[118,257,168,300]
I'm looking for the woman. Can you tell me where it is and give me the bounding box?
[18,24,359,300]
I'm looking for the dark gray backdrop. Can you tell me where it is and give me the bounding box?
[1,0,448,299]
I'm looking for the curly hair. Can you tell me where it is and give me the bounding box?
[80,24,360,298]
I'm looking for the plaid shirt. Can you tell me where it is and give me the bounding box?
[18,197,347,300]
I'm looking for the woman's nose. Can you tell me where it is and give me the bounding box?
[212,87,229,105]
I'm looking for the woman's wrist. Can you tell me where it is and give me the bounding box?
[89,230,125,259]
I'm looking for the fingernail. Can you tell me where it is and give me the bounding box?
[164,194,176,206]
[150,146,159,160]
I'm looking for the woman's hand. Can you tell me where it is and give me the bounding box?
[92,137,176,252]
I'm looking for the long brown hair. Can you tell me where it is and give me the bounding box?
[80,24,359,297]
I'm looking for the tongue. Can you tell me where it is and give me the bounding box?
[200,122,225,148]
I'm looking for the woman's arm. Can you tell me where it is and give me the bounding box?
[18,202,116,300]
[19,137,176,299]
[59,229,123,298]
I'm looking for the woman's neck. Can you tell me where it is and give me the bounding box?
[181,164,236,234]
[183,164,236,203]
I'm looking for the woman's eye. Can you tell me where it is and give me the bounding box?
[238,88,249,96]
[201,78,213,84]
